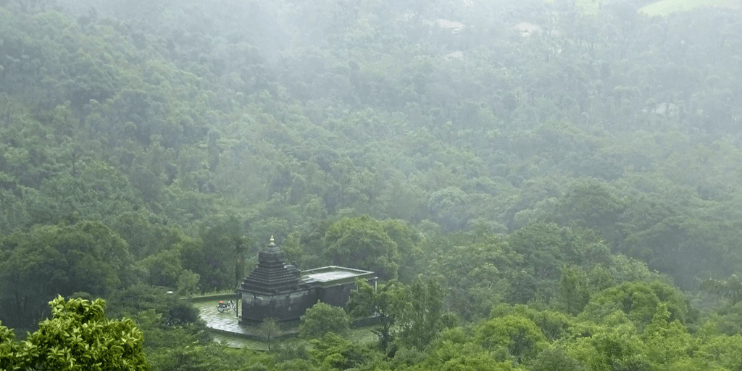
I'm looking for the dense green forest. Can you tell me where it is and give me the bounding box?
[2,0,742,369]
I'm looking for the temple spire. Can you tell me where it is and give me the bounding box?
[238,235,301,294]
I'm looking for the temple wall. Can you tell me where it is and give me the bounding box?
[316,283,355,308]
[240,289,316,323]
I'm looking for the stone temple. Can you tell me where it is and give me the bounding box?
[237,237,377,324]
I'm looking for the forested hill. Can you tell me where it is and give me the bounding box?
[1,0,742,339]
[4,0,742,369]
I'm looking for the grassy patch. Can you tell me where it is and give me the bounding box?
[209,325,379,350]
[347,326,379,345]
[212,332,270,350]
[639,0,739,16]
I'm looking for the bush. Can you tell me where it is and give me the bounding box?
[299,302,350,339]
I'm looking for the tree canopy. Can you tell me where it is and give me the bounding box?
[2,0,742,369]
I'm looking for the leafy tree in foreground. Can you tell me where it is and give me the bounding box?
[529,346,584,371]
[475,315,547,363]
[582,280,690,329]
[299,302,350,339]
[309,332,376,370]
[0,295,148,370]
[0,323,18,371]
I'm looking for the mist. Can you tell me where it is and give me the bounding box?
[1,0,741,368]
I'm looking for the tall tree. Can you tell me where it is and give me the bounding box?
[0,221,133,330]
[322,216,400,279]
[348,279,407,350]
[399,277,445,350]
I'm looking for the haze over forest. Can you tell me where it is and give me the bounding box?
[2,0,742,369]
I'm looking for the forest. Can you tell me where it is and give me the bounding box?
[1,0,742,369]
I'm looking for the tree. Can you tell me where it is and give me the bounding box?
[508,223,567,281]
[140,247,183,288]
[530,347,584,371]
[475,315,548,363]
[0,221,133,330]
[381,219,423,283]
[322,216,400,280]
[309,332,376,370]
[556,181,625,245]
[299,302,350,339]
[428,187,470,232]
[0,322,19,371]
[558,265,590,315]
[701,275,742,305]
[0,296,149,370]
[347,279,407,350]
[260,317,279,351]
[582,281,689,329]
[186,217,249,291]
[105,284,201,327]
[176,269,201,297]
[399,277,444,350]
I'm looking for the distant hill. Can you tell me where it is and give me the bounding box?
[640,0,740,16]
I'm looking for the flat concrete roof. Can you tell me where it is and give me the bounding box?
[301,266,376,287]
[304,271,361,282]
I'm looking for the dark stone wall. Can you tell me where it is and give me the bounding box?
[240,289,316,323]
[239,279,377,324]
[316,283,355,308]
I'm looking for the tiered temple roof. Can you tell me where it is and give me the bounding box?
[238,236,302,294]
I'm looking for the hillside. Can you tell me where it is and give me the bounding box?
[640,0,740,16]
[2,0,742,369]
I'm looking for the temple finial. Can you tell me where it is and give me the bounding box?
[268,235,275,247]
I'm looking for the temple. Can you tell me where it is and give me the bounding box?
[237,237,377,324]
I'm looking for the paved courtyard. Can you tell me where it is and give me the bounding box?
[193,296,376,349]
[194,298,298,341]
[194,299,246,334]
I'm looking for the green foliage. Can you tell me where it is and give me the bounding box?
[309,332,377,370]
[176,270,201,297]
[577,318,652,371]
[582,281,690,329]
[398,277,445,351]
[140,248,183,288]
[428,186,470,232]
[3,0,742,370]
[0,220,133,330]
[186,217,249,291]
[701,275,742,305]
[299,302,350,339]
[0,321,18,371]
[556,181,625,244]
[490,305,581,343]
[475,315,548,363]
[558,265,591,315]
[106,284,202,327]
[426,231,518,320]
[260,318,280,351]
[148,343,272,371]
[348,279,407,350]
[0,296,148,370]
[529,347,584,371]
[323,216,400,279]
